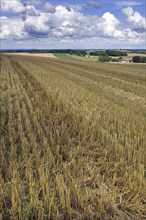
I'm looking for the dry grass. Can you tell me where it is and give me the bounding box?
[3,53,57,58]
[0,55,146,219]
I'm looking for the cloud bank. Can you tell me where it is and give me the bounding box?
[0,0,145,48]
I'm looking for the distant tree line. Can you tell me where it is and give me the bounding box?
[30,49,88,56]
[126,49,146,54]
[49,49,87,55]
[106,50,128,56]
[69,50,87,56]
[0,49,87,55]
[90,50,128,56]
[90,51,107,56]
[98,56,124,62]
[1,49,145,55]
[98,55,146,63]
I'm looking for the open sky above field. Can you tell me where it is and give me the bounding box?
[0,0,146,49]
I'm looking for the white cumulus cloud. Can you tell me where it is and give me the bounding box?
[24,12,50,36]
[102,12,124,38]
[122,7,146,32]
[44,2,55,13]
[22,6,125,40]
[0,0,25,13]
[0,16,26,39]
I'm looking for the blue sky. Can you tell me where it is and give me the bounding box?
[0,0,146,49]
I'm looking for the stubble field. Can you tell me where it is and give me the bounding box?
[0,55,146,219]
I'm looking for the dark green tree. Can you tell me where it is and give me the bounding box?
[98,55,110,62]
[132,56,142,63]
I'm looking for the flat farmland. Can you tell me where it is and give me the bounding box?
[4,53,57,58]
[0,55,146,219]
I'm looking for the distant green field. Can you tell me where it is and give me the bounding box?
[108,53,146,61]
[54,53,146,62]
[111,56,131,61]
[68,54,98,62]
[53,53,79,61]
[123,53,146,61]
[54,53,98,62]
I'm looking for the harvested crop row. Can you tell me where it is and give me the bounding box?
[13,55,146,116]
[0,55,146,219]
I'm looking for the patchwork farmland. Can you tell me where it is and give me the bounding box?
[0,55,146,219]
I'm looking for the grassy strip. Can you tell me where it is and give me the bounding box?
[54,53,98,62]
[53,53,79,61]
[68,54,98,62]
